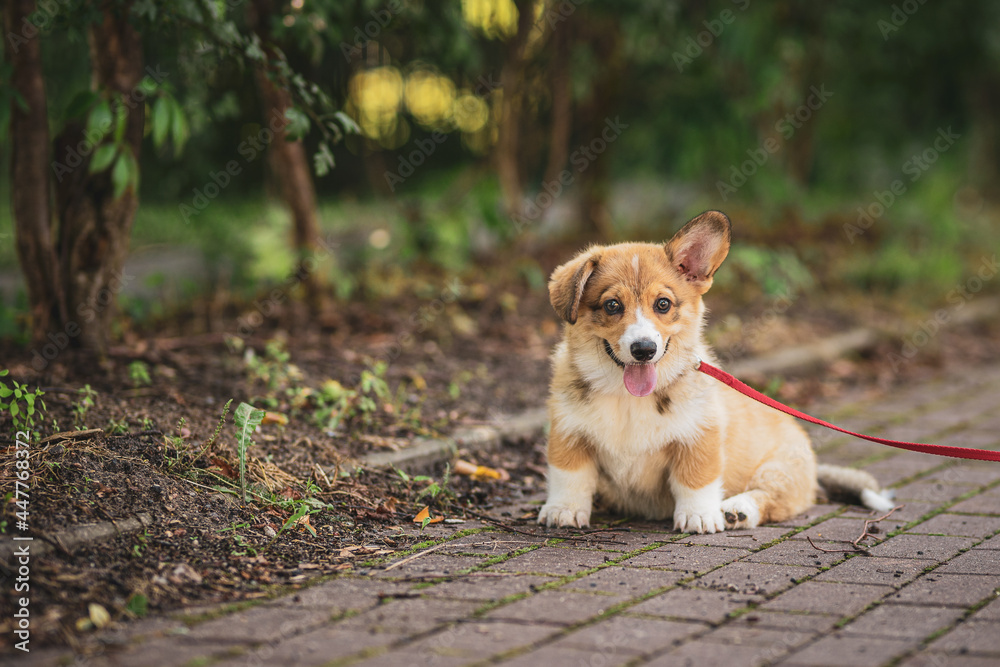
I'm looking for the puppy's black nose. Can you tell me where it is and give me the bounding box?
[630,339,657,362]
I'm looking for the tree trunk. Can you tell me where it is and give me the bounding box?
[52,7,145,353]
[496,0,535,221]
[576,16,623,240]
[4,0,64,348]
[542,19,572,191]
[250,0,323,312]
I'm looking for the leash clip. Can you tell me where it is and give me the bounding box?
[694,354,703,370]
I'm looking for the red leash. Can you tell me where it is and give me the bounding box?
[697,359,1000,463]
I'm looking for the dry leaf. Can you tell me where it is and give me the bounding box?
[89,603,111,629]
[262,411,288,426]
[454,459,510,482]
[412,506,443,524]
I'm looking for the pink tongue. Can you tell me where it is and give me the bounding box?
[623,363,657,397]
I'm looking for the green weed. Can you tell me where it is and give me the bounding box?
[0,369,46,438]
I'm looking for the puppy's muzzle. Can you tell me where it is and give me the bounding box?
[630,339,657,362]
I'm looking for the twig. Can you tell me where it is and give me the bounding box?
[381,542,452,572]
[806,505,904,556]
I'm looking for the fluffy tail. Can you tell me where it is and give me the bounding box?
[816,464,895,512]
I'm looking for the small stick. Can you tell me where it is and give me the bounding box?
[806,504,903,555]
[382,542,451,572]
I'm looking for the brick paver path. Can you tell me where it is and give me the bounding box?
[21,362,1000,666]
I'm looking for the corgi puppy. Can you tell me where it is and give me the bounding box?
[539,211,893,533]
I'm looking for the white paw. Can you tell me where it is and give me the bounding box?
[673,506,726,534]
[537,503,591,528]
[721,493,762,529]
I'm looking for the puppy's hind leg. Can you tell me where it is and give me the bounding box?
[721,490,765,530]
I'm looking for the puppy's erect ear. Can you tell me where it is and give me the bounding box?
[549,250,600,324]
[665,210,732,294]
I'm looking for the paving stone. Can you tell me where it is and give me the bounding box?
[561,565,684,597]
[372,553,487,578]
[727,610,840,634]
[813,556,930,587]
[973,533,1000,549]
[840,501,938,525]
[768,504,841,528]
[551,615,705,655]
[907,513,1000,538]
[950,486,1000,514]
[928,466,1000,488]
[970,596,1000,621]
[210,624,398,667]
[183,604,335,643]
[761,582,892,616]
[495,643,632,667]
[790,517,881,543]
[887,574,1000,607]
[780,634,916,666]
[403,620,563,661]
[868,534,977,561]
[421,573,558,601]
[628,586,760,624]
[839,603,964,639]
[707,623,817,648]
[90,640,236,667]
[337,597,480,635]
[928,620,1000,655]
[619,543,749,574]
[483,590,624,625]
[582,529,677,552]
[678,526,789,548]
[266,577,409,610]
[647,637,797,666]
[438,532,550,556]
[692,561,818,597]
[900,652,1000,667]
[935,549,1000,575]
[863,455,946,487]
[894,481,982,503]
[488,547,614,575]
[351,647,471,667]
[744,538,850,568]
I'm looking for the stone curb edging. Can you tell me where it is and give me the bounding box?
[360,295,1000,473]
[0,513,153,566]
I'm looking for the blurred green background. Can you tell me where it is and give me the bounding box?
[2,0,999,345]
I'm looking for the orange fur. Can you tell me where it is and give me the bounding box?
[538,210,819,533]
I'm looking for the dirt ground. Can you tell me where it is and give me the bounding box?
[2,264,999,654]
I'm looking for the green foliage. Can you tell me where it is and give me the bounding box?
[128,361,152,387]
[126,593,149,618]
[0,370,46,438]
[72,385,98,429]
[233,401,264,504]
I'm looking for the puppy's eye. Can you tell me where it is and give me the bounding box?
[603,299,623,315]
[655,298,672,313]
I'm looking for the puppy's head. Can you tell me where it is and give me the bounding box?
[549,210,731,397]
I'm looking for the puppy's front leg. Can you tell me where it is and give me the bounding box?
[538,429,598,528]
[669,434,726,534]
